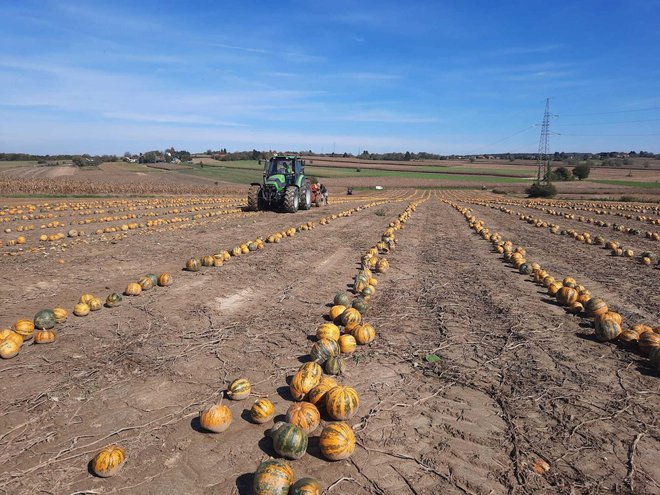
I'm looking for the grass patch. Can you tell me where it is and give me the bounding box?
[589,179,660,189]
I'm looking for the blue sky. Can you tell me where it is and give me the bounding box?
[0,0,659,155]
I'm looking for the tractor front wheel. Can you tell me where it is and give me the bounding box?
[247,185,262,211]
[283,186,300,213]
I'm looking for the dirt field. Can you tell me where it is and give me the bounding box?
[0,190,658,495]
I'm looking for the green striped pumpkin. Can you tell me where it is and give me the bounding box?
[333,292,351,307]
[319,422,356,461]
[269,422,308,460]
[145,273,158,286]
[253,459,294,495]
[34,309,56,330]
[310,338,340,364]
[290,477,322,495]
[227,378,251,400]
[351,298,368,314]
[250,398,275,424]
[325,386,359,420]
[324,356,345,376]
[105,292,123,308]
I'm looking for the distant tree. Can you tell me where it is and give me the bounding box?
[469,157,476,163]
[551,167,573,181]
[572,163,591,180]
[343,152,348,158]
[404,151,412,161]
[526,182,557,198]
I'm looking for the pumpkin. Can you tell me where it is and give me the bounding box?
[352,298,368,314]
[227,378,251,400]
[340,308,361,328]
[290,362,323,400]
[125,283,142,296]
[338,334,357,354]
[310,338,340,364]
[324,356,345,376]
[80,293,95,305]
[91,445,126,478]
[53,307,68,323]
[13,319,35,340]
[201,255,215,267]
[639,332,660,355]
[199,403,232,432]
[631,324,653,336]
[542,276,555,288]
[563,277,577,288]
[567,302,583,314]
[305,376,337,410]
[186,258,201,272]
[290,478,322,495]
[352,323,376,345]
[319,422,356,461]
[577,291,591,305]
[329,305,346,322]
[145,273,158,286]
[585,298,608,317]
[74,303,90,316]
[158,273,173,286]
[594,319,621,342]
[334,293,351,307]
[0,339,20,359]
[556,287,578,306]
[316,323,340,342]
[0,330,23,347]
[325,386,360,420]
[375,258,389,273]
[106,292,123,307]
[89,297,103,311]
[250,398,275,424]
[253,459,294,495]
[285,402,321,433]
[232,247,242,256]
[33,309,56,330]
[34,329,56,344]
[547,282,562,296]
[138,276,154,290]
[269,422,308,460]
[595,311,622,326]
[618,329,639,346]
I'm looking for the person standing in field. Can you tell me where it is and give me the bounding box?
[320,183,328,205]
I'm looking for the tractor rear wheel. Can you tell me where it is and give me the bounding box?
[283,186,300,213]
[247,185,262,211]
[299,181,312,210]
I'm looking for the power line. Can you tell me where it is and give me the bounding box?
[559,106,660,117]
[554,118,660,126]
[557,133,660,137]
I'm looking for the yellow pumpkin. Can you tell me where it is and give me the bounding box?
[89,297,103,311]
[92,445,126,478]
[199,404,232,432]
[316,323,340,341]
[125,282,142,296]
[12,319,35,340]
[285,402,321,433]
[227,378,251,400]
[74,303,90,316]
[352,323,376,345]
[250,399,275,424]
[338,334,357,354]
[328,305,346,322]
[53,307,68,323]
[80,293,95,305]
[0,339,20,359]
[0,329,23,347]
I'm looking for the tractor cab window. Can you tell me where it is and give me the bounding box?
[270,159,291,175]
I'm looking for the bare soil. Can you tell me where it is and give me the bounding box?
[0,190,658,495]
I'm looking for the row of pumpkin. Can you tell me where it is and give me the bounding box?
[0,200,393,360]
[470,199,658,267]
[245,200,422,495]
[445,200,660,372]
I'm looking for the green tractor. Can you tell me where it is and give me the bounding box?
[247,154,313,212]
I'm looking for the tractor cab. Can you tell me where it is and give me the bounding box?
[248,154,312,213]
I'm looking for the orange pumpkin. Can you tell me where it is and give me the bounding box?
[0,339,20,359]
[305,376,337,411]
[639,332,660,355]
[199,404,232,432]
[290,362,323,401]
[253,459,294,495]
[328,305,346,322]
[325,386,360,420]
[34,329,56,344]
[12,319,35,340]
[338,334,357,354]
[340,308,362,328]
[585,298,608,317]
[158,273,173,286]
[285,402,321,433]
[351,323,376,345]
[125,282,142,296]
[556,287,578,306]
[319,422,356,461]
[316,323,340,341]
[91,445,126,478]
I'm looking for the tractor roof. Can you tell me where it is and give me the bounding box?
[271,154,299,160]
